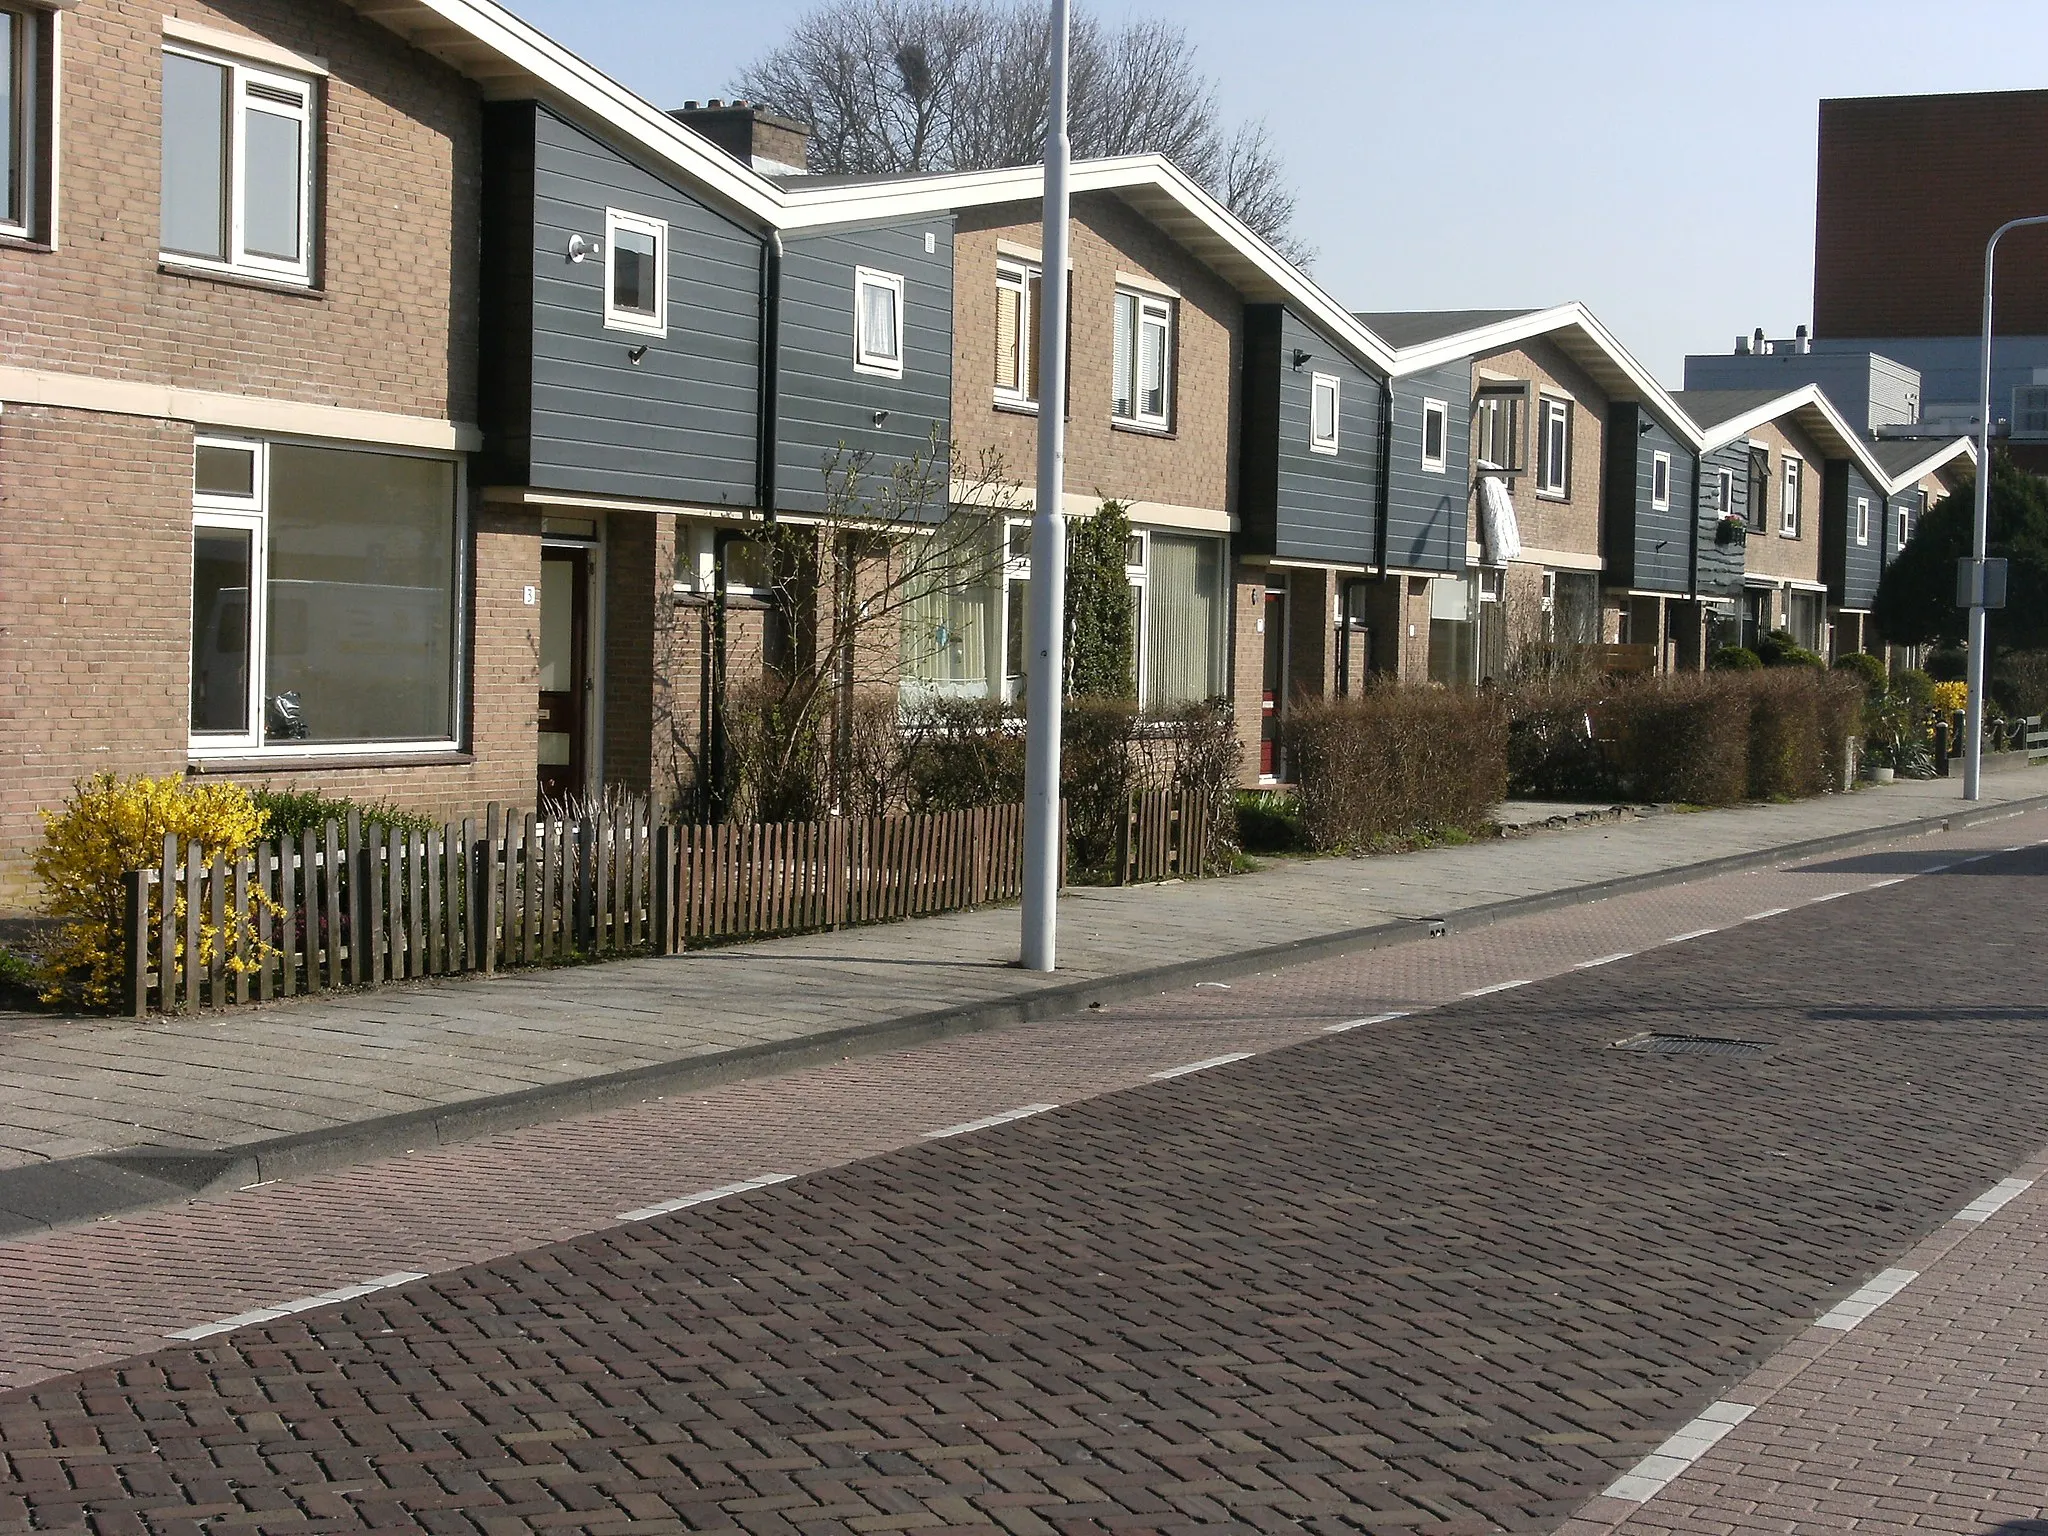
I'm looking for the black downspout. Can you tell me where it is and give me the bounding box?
[709,530,733,822]
[1374,376,1395,574]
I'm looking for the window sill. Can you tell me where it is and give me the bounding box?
[1535,488,1569,502]
[1778,530,1800,540]
[158,261,325,300]
[993,397,1041,416]
[0,231,52,254]
[189,749,473,774]
[1112,419,1176,440]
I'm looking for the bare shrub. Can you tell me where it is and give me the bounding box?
[1286,688,1508,852]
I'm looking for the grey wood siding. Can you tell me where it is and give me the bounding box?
[1237,306,1384,563]
[516,105,763,507]
[1384,363,1469,573]
[774,220,955,516]
[1600,406,1695,594]
[1695,442,1750,600]
[1884,490,1917,568]
[1824,461,1885,609]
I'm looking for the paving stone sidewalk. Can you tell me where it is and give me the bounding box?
[0,774,2038,1191]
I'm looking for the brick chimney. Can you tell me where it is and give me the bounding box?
[670,99,813,176]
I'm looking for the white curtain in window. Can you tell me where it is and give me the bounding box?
[1111,291,1135,417]
[1478,472,1522,564]
[861,279,899,360]
[1144,533,1219,706]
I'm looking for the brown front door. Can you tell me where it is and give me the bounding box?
[538,547,589,804]
[1260,585,1288,780]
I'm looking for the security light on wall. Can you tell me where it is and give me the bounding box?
[1291,349,1314,370]
[567,233,603,262]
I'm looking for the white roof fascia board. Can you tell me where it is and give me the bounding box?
[1877,436,1979,496]
[347,0,785,225]
[784,156,1399,375]
[1390,302,1701,449]
[1695,384,1893,492]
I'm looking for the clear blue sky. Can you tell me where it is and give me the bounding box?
[501,0,2048,385]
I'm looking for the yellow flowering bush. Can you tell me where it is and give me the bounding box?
[33,774,276,1009]
[1929,681,1969,718]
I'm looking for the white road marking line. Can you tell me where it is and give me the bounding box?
[1808,891,1852,903]
[1742,907,1790,922]
[616,1172,795,1224]
[1574,952,1633,969]
[168,1271,428,1341]
[1193,981,1231,990]
[1324,1010,1410,1033]
[1816,1267,1919,1331]
[1462,979,1531,997]
[1922,863,1954,874]
[1603,1400,1754,1503]
[1955,1178,2034,1224]
[2006,844,2026,853]
[1663,928,1721,944]
[1150,1051,1254,1080]
[922,1103,1058,1140]
[1867,877,1909,888]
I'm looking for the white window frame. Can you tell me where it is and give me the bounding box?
[993,257,1037,407]
[1651,450,1672,512]
[189,436,269,753]
[1309,373,1341,455]
[602,207,668,337]
[853,265,906,378]
[186,433,468,761]
[1421,398,1448,472]
[0,2,40,240]
[1855,494,1871,547]
[1125,529,1150,704]
[1537,396,1570,497]
[1781,455,1802,537]
[160,42,317,286]
[1112,287,1175,431]
[1715,467,1734,517]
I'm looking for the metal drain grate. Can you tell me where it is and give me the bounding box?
[1612,1032,1765,1058]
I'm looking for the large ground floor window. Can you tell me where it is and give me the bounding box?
[189,435,463,754]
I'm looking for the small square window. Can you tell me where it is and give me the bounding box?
[603,209,667,336]
[1421,398,1448,471]
[1310,373,1340,455]
[855,266,905,377]
[1651,451,1671,511]
[195,440,260,502]
[1856,495,1871,547]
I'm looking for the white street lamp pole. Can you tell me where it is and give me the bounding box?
[1966,214,2048,801]
[1020,0,1072,971]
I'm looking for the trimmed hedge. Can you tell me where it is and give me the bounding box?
[1286,688,1508,852]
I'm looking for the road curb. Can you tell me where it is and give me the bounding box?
[5,791,2043,1240]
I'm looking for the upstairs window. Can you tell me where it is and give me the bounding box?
[161,44,316,284]
[1111,288,1173,429]
[1538,397,1571,496]
[1781,455,1802,536]
[1715,467,1735,519]
[994,259,1040,404]
[1473,386,1525,472]
[1747,445,1770,533]
[1856,495,1871,546]
[1421,398,1448,471]
[1310,373,1341,454]
[603,209,667,335]
[1651,450,1671,511]
[854,266,905,377]
[0,3,49,240]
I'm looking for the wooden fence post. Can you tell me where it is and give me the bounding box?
[123,869,149,1019]
[345,808,365,987]
[480,804,501,975]
[159,833,178,1013]
[651,823,673,955]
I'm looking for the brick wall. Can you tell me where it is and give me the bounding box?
[1816,90,2048,339]
[0,0,481,422]
[1229,562,1264,785]
[1738,420,1826,587]
[0,408,537,910]
[1470,340,1607,560]
[952,194,1239,515]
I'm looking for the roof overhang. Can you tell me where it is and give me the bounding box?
[1689,383,1895,491]
[1877,436,1979,495]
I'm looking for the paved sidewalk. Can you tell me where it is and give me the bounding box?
[0,773,2038,1226]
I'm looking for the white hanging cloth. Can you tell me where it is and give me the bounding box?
[1477,470,1522,566]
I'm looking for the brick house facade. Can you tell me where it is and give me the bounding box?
[0,0,520,910]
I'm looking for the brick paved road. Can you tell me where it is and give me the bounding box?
[4,829,2048,1532]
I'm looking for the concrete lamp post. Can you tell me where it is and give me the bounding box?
[1965,215,2048,801]
[1019,0,1072,971]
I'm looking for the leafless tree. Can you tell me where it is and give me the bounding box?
[730,0,1314,267]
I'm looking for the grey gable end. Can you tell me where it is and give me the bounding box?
[1384,361,1470,572]
[1239,306,1387,566]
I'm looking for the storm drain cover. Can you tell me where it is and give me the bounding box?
[1612,1032,1765,1058]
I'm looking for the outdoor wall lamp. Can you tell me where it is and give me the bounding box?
[627,345,648,364]
[566,233,603,262]
[1291,348,1313,370]
[873,408,891,426]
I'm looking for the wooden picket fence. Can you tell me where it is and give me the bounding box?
[120,800,1066,1016]
[1116,788,1223,885]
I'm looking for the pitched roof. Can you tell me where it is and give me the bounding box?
[1669,389,1804,432]
[1352,310,1542,349]
[1868,435,1978,487]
